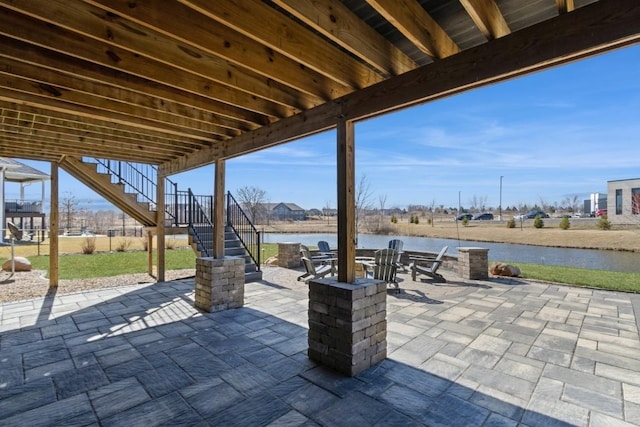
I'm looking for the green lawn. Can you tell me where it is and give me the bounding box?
[4,244,638,293]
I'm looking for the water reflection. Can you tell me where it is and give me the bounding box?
[262,233,640,273]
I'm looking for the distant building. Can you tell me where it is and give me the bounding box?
[271,202,306,221]
[306,208,322,216]
[607,178,640,224]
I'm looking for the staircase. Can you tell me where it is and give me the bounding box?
[59,156,262,281]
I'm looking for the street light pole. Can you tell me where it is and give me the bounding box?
[499,176,503,221]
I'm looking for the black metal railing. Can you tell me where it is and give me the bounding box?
[187,189,214,257]
[227,191,260,269]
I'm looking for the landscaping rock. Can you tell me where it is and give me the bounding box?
[2,257,32,272]
[490,262,520,277]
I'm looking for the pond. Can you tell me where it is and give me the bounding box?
[262,233,640,273]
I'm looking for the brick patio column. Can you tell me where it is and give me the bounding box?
[277,242,301,268]
[194,256,245,312]
[457,247,489,280]
[308,277,387,376]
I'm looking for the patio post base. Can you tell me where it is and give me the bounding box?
[457,247,489,280]
[277,242,301,268]
[194,257,245,312]
[308,277,387,376]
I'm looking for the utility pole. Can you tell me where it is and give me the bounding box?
[499,176,504,221]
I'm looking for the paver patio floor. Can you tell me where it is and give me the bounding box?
[1,266,639,426]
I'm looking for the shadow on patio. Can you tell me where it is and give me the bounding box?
[1,266,638,426]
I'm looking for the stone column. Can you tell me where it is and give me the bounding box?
[277,242,301,268]
[308,277,387,376]
[195,257,245,312]
[458,247,489,280]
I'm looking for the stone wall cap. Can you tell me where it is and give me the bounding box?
[457,247,489,252]
[309,277,384,290]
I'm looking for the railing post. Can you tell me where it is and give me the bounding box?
[173,181,178,226]
[256,230,261,270]
[226,191,231,226]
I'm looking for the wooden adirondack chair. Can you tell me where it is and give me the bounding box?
[298,256,335,283]
[373,248,400,293]
[409,246,448,283]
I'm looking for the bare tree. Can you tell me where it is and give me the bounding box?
[469,195,488,212]
[236,186,267,223]
[429,199,436,227]
[355,174,374,235]
[378,193,387,228]
[60,192,79,231]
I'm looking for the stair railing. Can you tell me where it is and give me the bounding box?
[187,189,214,257]
[226,191,261,269]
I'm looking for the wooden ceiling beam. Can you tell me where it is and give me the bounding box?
[0,133,179,163]
[178,0,384,89]
[273,0,417,76]
[82,0,352,101]
[0,102,208,147]
[161,0,640,175]
[0,73,228,140]
[1,120,197,157]
[557,0,576,14]
[2,0,324,111]
[365,0,460,58]
[0,36,263,131]
[0,57,239,139]
[460,0,511,40]
[0,6,293,119]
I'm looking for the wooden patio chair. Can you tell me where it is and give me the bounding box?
[317,240,335,257]
[297,244,332,282]
[373,248,400,293]
[409,246,448,283]
[298,256,335,283]
[388,239,405,271]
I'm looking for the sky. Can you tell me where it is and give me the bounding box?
[6,44,640,213]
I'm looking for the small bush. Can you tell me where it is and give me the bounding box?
[81,236,96,254]
[462,217,469,227]
[115,237,133,252]
[597,215,611,230]
[507,218,516,228]
[533,215,544,229]
[414,216,419,224]
[390,215,397,224]
[559,216,570,230]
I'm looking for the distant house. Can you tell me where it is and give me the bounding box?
[322,208,338,216]
[607,178,640,224]
[306,208,322,216]
[272,202,306,221]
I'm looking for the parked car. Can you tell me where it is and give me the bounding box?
[515,210,549,220]
[472,213,494,220]
[455,213,473,221]
[595,208,608,217]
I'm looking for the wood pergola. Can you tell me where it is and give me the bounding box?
[0,0,638,285]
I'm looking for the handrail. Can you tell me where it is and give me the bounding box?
[227,191,261,269]
[188,189,214,257]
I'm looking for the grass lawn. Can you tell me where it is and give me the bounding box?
[8,243,637,293]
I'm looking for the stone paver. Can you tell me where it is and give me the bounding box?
[1,267,639,426]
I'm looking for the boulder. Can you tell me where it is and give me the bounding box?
[2,257,32,272]
[264,256,279,266]
[490,263,520,277]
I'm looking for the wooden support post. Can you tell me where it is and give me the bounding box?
[49,161,59,287]
[147,229,153,276]
[336,115,356,283]
[213,159,225,259]
[156,176,165,282]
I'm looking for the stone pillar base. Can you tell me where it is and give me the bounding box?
[195,257,245,312]
[458,247,489,280]
[278,242,301,268]
[308,277,387,376]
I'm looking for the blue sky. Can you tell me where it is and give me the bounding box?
[7,45,640,213]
